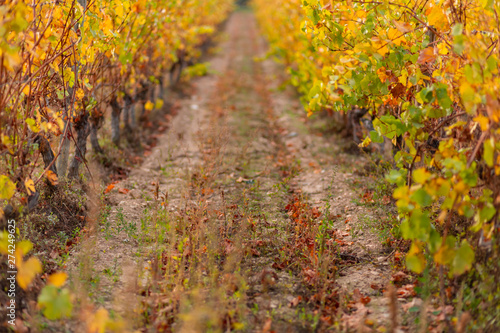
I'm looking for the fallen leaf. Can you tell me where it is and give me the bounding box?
[104,184,115,194]
[401,297,423,312]
[14,318,28,333]
[289,296,302,307]
[261,318,272,333]
[397,284,417,298]
[236,177,249,183]
[391,271,409,283]
[118,188,130,194]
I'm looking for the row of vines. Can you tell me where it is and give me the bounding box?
[1,0,232,327]
[253,0,499,328]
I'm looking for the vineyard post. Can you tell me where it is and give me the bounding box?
[110,97,121,146]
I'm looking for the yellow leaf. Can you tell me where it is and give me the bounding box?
[87,308,109,333]
[459,81,479,112]
[17,257,42,289]
[473,115,489,131]
[355,10,366,19]
[359,136,371,148]
[413,168,431,184]
[76,88,85,100]
[115,4,124,19]
[25,178,35,196]
[101,18,113,35]
[454,181,468,194]
[16,241,33,256]
[144,101,154,111]
[48,272,68,287]
[2,135,13,153]
[0,230,9,254]
[406,242,426,273]
[26,118,40,133]
[434,243,455,265]
[46,170,59,186]
[387,28,405,45]
[22,85,31,95]
[377,45,389,56]
[53,7,63,20]
[427,6,448,30]
[0,175,16,200]
[437,42,449,55]
[4,53,21,70]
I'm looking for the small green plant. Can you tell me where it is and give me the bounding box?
[100,205,113,240]
[116,207,137,239]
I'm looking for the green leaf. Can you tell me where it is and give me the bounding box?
[406,253,425,273]
[428,229,441,253]
[406,242,426,274]
[370,130,384,143]
[26,118,40,133]
[411,188,432,207]
[464,63,483,84]
[480,0,493,9]
[434,236,456,264]
[386,169,405,186]
[483,138,494,167]
[38,285,73,320]
[451,24,463,36]
[401,210,432,241]
[459,81,477,112]
[453,35,465,55]
[379,115,408,135]
[0,175,16,200]
[452,241,475,275]
[308,82,321,99]
[11,15,28,33]
[435,84,452,109]
[479,204,496,223]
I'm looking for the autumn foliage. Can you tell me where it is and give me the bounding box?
[0,0,233,324]
[253,0,499,278]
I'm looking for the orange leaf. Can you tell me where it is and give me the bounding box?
[417,47,436,65]
[118,188,130,194]
[104,184,115,194]
[393,20,412,33]
[45,170,58,186]
[47,272,67,287]
[360,295,371,305]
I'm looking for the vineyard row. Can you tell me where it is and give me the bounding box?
[0,0,233,300]
[253,0,499,277]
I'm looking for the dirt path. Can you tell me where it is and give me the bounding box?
[63,11,403,333]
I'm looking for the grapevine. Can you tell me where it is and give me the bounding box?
[253,0,499,280]
[0,0,232,303]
